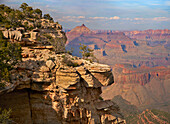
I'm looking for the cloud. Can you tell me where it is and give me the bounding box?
[62,16,85,19]
[89,17,108,20]
[77,16,85,19]
[153,17,170,21]
[110,16,120,20]
[58,16,86,22]
[89,16,120,20]
[134,18,145,20]
[122,18,132,21]
[133,17,170,21]
[59,16,170,23]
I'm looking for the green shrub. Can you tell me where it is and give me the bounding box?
[0,31,22,82]
[62,55,79,67]
[0,108,12,124]
[99,96,103,100]
[43,14,53,21]
[61,55,65,58]
[67,47,74,55]
[79,44,98,62]
[47,57,55,61]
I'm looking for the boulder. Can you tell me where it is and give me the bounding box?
[40,66,50,72]
[46,60,55,70]
[30,32,38,40]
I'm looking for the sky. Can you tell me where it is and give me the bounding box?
[1,0,170,30]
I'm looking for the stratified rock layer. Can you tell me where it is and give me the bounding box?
[101,64,170,112]
[0,47,125,124]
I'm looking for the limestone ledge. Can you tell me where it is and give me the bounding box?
[0,47,125,124]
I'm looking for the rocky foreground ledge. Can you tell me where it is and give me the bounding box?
[0,47,125,124]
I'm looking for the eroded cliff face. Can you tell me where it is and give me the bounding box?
[0,47,125,124]
[101,64,170,112]
[124,29,170,42]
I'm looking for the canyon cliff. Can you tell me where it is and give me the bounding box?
[66,25,170,118]
[66,25,170,67]
[101,64,170,112]
[0,46,125,124]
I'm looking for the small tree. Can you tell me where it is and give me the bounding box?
[79,44,98,62]
[25,6,33,18]
[34,8,42,18]
[43,34,66,53]
[7,10,17,27]
[20,3,28,11]
[43,14,54,22]
[15,10,24,20]
[49,37,66,53]
[0,31,22,83]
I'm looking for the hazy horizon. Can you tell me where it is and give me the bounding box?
[1,0,170,30]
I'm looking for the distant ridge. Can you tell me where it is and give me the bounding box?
[68,24,93,34]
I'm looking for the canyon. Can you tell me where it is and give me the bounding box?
[66,24,170,116]
[1,3,169,124]
[66,25,170,68]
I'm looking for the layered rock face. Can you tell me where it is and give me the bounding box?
[102,64,170,112]
[2,19,67,53]
[124,29,170,42]
[66,25,132,57]
[124,29,170,50]
[129,109,170,124]
[0,47,125,124]
[66,25,170,68]
[112,64,170,85]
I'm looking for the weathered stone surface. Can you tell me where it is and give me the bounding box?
[0,47,125,124]
[2,30,22,41]
[46,60,55,70]
[40,66,50,72]
[76,66,102,88]
[0,90,32,124]
[30,32,38,40]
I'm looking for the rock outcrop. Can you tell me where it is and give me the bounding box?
[101,64,170,112]
[112,64,170,85]
[2,19,67,53]
[67,24,93,35]
[124,29,170,42]
[2,29,23,41]
[0,47,125,124]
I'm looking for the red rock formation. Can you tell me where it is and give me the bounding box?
[124,29,170,41]
[68,24,93,34]
[101,64,170,111]
[113,64,170,85]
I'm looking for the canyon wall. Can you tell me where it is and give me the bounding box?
[101,64,170,112]
[0,47,125,124]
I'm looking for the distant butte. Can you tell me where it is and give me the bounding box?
[67,24,93,34]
